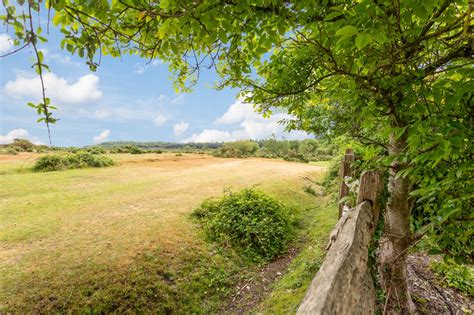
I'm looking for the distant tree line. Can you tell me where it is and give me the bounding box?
[1,138,337,163]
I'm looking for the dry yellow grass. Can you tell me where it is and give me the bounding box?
[0,153,328,312]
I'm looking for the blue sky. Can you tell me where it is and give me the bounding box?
[0,26,308,147]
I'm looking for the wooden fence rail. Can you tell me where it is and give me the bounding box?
[297,170,383,315]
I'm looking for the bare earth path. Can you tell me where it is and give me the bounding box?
[0,153,326,311]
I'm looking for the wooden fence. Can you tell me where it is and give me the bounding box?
[297,156,383,314]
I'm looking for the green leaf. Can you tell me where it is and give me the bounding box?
[37,50,44,63]
[394,126,407,140]
[325,11,344,21]
[336,25,358,37]
[355,33,371,49]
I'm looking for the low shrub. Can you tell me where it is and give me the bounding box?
[192,189,296,262]
[283,150,309,163]
[129,146,143,154]
[321,155,342,196]
[6,147,19,155]
[87,146,106,154]
[431,259,474,296]
[214,140,259,158]
[33,152,114,172]
[10,139,35,152]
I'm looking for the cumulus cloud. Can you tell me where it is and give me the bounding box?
[184,98,309,143]
[173,122,189,136]
[0,128,43,145]
[154,114,167,126]
[93,129,110,144]
[4,73,102,104]
[183,129,232,143]
[0,33,13,54]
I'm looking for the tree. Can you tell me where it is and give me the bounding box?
[2,0,472,312]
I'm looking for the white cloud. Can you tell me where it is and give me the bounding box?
[93,129,110,144]
[92,95,172,123]
[173,122,189,136]
[0,128,43,145]
[215,98,259,125]
[154,114,167,126]
[0,34,13,54]
[134,59,163,74]
[4,73,102,104]
[184,129,232,143]
[184,98,309,143]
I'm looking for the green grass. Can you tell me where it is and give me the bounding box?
[0,153,335,313]
[257,201,336,313]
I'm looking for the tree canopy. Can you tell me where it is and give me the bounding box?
[1,0,472,312]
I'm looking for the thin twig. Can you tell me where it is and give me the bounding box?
[0,42,30,58]
[28,4,52,145]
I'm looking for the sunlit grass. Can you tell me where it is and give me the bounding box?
[0,152,333,312]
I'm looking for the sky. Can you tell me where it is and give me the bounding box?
[0,23,309,147]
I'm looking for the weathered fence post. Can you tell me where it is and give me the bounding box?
[338,148,355,218]
[297,171,384,315]
[357,170,384,226]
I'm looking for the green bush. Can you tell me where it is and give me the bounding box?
[283,150,309,163]
[33,152,114,172]
[6,147,19,155]
[431,260,474,296]
[87,146,106,154]
[214,140,259,158]
[321,155,342,195]
[129,146,143,154]
[192,189,296,262]
[10,139,35,152]
[32,155,65,171]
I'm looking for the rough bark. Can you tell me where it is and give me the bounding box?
[379,133,416,314]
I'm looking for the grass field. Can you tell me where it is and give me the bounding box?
[0,153,336,313]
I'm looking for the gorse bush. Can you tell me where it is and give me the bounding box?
[33,152,114,172]
[192,189,296,262]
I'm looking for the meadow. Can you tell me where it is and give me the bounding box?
[0,152,336,313]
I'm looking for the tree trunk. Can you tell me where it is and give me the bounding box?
[379,133,416,314]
